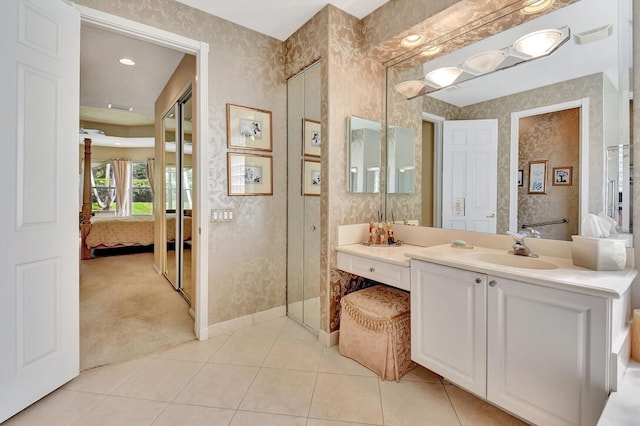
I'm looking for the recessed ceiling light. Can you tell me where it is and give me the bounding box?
[118,57,136,66]
[420,45,442,57]
[425,67,463,88]
[522,0,554,14]
[401,34,425,47]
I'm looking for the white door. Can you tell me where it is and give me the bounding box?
[411,261,487,397]
[442,119,497,232]
[0,0,80,422]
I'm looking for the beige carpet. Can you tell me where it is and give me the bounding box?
[80,252,195,371]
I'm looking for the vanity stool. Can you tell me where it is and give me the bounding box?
[339,285,415,381]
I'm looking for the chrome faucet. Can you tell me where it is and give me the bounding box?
[506,231,538,258]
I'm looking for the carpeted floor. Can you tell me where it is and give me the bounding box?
[80,252,195,371]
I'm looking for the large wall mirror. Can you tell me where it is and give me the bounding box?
[384,0,633,244]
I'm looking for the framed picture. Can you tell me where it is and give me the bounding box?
[303,159,321,196]
[528,160,547,194]
[226,104,272,151]
[303,118,321,157]
[552,166,572,186]
[227,153,273,196]
[517,170,523,187]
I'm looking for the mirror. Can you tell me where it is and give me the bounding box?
[387,125,416,194]
[348,116,382,193]
[384,0,632,243]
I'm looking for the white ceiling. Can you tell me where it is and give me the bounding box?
[173,0,391,41]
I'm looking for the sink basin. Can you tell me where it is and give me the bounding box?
[465,252,558,270]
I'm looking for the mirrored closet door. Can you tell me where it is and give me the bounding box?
[162,88,193,304]
[287,62,321,332]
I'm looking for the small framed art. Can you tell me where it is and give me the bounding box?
[227,153,273,196]
[528,160,547,194]
[303,159,321,196]
[303,118,321,157]
[552,167,572,186]
[226,104,272,151]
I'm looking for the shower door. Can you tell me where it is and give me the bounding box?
[162,88,193,303]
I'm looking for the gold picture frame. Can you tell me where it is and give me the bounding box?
[226,103,272,151]
[528,160,547,194]
[302,159,321,196]
[552,166,572,186]
[227,153,273,196]
[303,118,321,157]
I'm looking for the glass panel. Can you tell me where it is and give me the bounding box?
[163,104,178,289]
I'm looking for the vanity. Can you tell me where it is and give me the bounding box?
[336,224,636,426]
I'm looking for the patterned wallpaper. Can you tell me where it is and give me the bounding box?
[518,109,580,241]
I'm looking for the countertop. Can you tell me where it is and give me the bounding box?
[336,243,637,298]
[405,244,637,299]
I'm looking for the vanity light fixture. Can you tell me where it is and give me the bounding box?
[420,45,442,57]
[118,57,136,66]
[512,28,566,58]
[425,67,463,88]
[401,33,425,47]
[394,80,427,98]
[464,49,508,74]
[522,0,554,14]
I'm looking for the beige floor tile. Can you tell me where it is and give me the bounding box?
[173,363,259,409]
[401,365,442,383]
[64,357,152,394]
[307,419,379,426]
[73,396,167,426]
[318,346,377,377]
[380,380,460,426]
[112,358,203,402]
[278,318,319,341]
[232,317,286,340]
[155,334,231,362]
[151,403,235,425]
[239,368,317,417]
[263,339,324,371]
[445,384,526,426]
[209,335,275,366]
[230,410,307,425]
[309,373,383,425]
[2,390,105,426]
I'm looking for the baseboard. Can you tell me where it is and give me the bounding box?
[319,329,339,347]
[207,305,286,337]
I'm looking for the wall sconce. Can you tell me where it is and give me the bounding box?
[395,26,570,99]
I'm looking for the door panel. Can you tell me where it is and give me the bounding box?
[0,0,80,421]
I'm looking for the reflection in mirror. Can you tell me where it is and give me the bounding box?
[349,116,381,193]
[384,0,632,244]
[387,126,416,194]
[163,105,178,288]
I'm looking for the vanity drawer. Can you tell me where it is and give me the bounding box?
[337,252,410,291]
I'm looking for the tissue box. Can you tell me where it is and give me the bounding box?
[571,235,626,271]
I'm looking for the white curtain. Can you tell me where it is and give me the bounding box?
[113,159,131,216]
[146,158,155,195]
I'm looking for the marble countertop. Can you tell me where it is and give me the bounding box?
[336,243,420,267]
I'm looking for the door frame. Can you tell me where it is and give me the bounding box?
[422,112,445,227]
[77,5,210,339]
[509,98,589,235]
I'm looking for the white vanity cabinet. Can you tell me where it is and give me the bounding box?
[411,260,609,426]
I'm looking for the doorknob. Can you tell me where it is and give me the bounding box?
[486,213,496,218]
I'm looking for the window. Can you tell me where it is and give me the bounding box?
[90,163,116,214]
[165,166,192,211]
[131,161,153,215]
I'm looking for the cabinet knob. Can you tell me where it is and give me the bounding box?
[475,278,482,284]
[489,280,498,287]
[369,267,375,272]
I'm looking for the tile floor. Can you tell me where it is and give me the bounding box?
[4,317,525,426]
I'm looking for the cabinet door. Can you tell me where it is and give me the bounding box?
[487,277,608,426]
[411,261,487,397]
